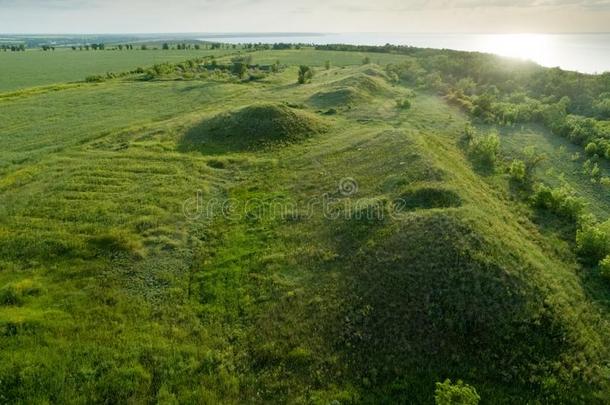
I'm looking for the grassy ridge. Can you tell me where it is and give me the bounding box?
[1,49,610,403]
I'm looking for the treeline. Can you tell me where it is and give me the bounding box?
[316,44,610,167]
[162,43,201,50]
[1,44,26,52]
[140,55,282,82]
[83,55,283,84]
[70,44,133,51]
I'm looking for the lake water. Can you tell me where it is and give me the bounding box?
[198,33,610,74]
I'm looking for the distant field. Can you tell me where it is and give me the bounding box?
[0,49,233,92]
[0,48,412,93]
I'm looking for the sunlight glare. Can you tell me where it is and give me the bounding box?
[477,34,554,65]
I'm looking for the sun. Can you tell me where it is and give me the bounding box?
[477,33,553,64]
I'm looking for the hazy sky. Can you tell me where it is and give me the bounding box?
[1,0,609,34]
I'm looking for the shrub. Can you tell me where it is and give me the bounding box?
[585,142,598,156]
[600,255,610,281]
[297,65,314,84]
[362,56,371,65]
[576,224,609,265]
[396,99,411,110]
[85,75,105,83]
[469,133,500,167]
[461,124,475,144]
[435,379,480,405]
[531,185,585,221]
[0,286,23,306]
[509,159,527,183]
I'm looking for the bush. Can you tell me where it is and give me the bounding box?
[576,224,609,265]
[0,286,23,306]
[297,65,314,84]
[585,142,598,156]
[509,159,527,183]
[469,133,500,167]
[396,99,411,110]
[85,75,105,83]
[435,379,480,405]
[531,185,585,221]
[600,255,610,281]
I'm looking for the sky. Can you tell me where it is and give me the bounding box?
[1,0,609,34]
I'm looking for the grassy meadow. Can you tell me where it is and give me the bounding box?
[1,46,610,403]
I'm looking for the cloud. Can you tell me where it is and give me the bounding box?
[330,0,610,12]
[1,0,609,33]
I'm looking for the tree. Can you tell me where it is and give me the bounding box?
[362,56,371,64]
[162,43,169,50]
[576,224,610,264]
[298,65,314,84]
[435,379,480,405]
[325,60,331,70]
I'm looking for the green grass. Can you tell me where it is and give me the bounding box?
[1,48,610,403]
[496,123,610,218]
[0,48,233,92]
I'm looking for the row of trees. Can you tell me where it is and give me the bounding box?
[1,44,26,52]
[162,43,202,50]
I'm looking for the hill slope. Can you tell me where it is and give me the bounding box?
[1,50,610,403]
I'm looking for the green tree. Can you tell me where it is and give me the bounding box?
[435,379,480,405]
[325,60,331,70]
[576,224,610,264]
[297,65,314,84]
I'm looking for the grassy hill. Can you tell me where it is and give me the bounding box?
[1,48,610,403]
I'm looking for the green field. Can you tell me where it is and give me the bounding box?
[0,49,233,91]
[1,47,610,403]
